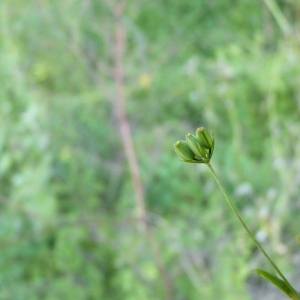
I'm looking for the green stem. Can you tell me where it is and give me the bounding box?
[207,163,299,299]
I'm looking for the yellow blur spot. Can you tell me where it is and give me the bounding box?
[32,62,50,82]
[139,73,151,88]
[59,147,72,163]
[142,262,158,280]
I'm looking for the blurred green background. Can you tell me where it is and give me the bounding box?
[0,0,300,299]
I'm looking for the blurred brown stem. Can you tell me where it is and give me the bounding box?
[111,2,172,299]
[113,1,146,228]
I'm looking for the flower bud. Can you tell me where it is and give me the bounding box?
[186,133,207,159]
[196,127,214,149]
[174,140,195,161]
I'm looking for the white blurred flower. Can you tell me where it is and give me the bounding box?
[235,183,253,197]
[267,188,277,201]
[256,229,267,242]
[183,56,199,76]
[273,157,285,169]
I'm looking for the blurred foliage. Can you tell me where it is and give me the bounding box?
[0,0,300,299]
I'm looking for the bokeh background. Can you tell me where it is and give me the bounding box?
[1,0,300,299]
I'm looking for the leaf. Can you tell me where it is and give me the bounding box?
[254,269,299,299]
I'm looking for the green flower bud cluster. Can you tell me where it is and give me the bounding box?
[174,127,214,164]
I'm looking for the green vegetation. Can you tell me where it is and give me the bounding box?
[0,0,300,299]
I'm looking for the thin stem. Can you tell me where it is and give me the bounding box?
[207,163,299,299]
[263,0,290,35]
[112,5,173,299]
